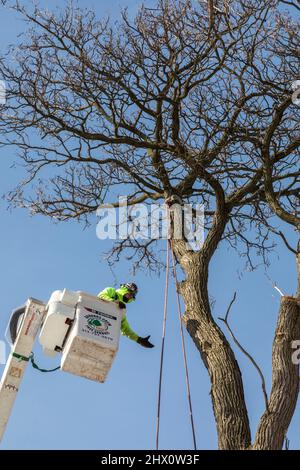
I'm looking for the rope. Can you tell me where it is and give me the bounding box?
[156,201,197,450]
[156,233,170,450]
[169,240,198,450]
[30,352,60,373]
[13,352,60,373]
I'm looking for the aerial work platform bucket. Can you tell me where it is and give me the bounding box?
[0,289,122,441]
[39,289,122,382]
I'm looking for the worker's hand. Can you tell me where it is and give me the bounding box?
[137,335,154,348]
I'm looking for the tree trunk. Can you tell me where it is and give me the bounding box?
[297,245,300,297]
[179,254,251,450]
[253,296,300,449]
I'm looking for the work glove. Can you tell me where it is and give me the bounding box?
[137,335,154,348]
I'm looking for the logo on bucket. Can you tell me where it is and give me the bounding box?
[84,314,111,336]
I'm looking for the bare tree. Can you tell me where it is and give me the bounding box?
[0,0,299,449]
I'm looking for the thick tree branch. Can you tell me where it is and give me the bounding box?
[253,296,300,450]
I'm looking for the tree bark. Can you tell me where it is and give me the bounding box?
[179,254,251,450]
[297,244,300,297]
[253,296,300,449]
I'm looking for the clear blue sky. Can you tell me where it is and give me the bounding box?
[0,0,299,450]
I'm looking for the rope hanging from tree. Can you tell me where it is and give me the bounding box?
[156,201,197,450]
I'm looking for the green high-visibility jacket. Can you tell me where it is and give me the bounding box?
[98,286,139,342]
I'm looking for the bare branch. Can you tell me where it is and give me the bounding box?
[219,293,269,412]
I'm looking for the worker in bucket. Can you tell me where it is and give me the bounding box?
[98,283,154,348]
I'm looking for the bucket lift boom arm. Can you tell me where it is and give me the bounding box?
[0,298,46,441]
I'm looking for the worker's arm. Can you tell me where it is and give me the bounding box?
[121,316,139,342]
[98,287,118,302]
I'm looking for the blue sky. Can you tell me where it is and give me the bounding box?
[0,0,299,450]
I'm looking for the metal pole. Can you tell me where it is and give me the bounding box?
[0,298,46,442]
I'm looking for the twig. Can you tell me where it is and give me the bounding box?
[224,291,237,322]
[273,284,284,297]
[218,292,270,413]
[278,231,297,256]
[265,272,285,297]
[268,227,297,255]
